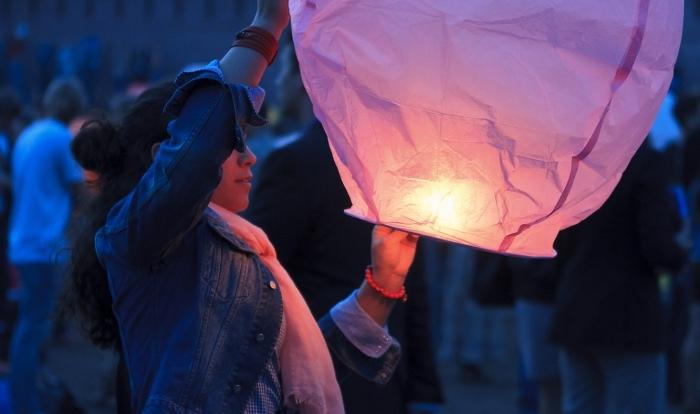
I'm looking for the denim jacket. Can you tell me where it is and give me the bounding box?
[95,63,400,413]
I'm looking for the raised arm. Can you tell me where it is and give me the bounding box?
[318,226,419,384]
[97,2,289,266]
[220,1,288,86]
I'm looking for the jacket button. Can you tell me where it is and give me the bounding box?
[269,280,277,290]
[232,384,242,394]
[256,333,265,342]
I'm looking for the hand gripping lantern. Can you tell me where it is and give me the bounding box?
[290,0,683,257]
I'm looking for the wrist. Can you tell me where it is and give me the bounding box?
[233,26,279,65]
[371,267,406,293]
[359,282,396,306]
[251,14,287,40]
[357,283,395,326]
[365,266,407,302]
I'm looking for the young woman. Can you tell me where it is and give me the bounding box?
[66,1,419,413]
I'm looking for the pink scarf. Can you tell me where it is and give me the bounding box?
[209,204,345,414]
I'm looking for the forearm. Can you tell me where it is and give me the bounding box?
[219,14,286,86]
[356,282,396,327]
[103,82,246,264]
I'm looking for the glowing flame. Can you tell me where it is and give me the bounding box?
[396,178,493,234]
[422,181,464,229]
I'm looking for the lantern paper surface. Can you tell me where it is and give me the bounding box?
[290,0,683,257]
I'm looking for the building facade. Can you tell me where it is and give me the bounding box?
[1,0,255,69]
[1,0,261,106]
[2,1,698,103]
[680,1,700,92]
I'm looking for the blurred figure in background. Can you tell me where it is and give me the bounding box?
[551,141,687,414]
[246,43,444,414]
[676,92,700,414]
[123,50,153,98]
[246,44,314,176]
[0,88,21,372]
[5,24,31,104]
[8,78,85,414]
[436,246,510,383]
[509,254,563,414]
[650,91,691,407]
[421,239,450,351]
[0,88,22,143]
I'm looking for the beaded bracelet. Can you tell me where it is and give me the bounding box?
[364,266,408,303]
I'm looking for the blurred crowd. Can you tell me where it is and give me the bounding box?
[0,24,699,414]
[422,85,700,414]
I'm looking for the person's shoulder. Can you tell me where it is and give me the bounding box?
[270,130,304,154]
[46,118,71,136]
[632,141,668,180]
[15,120,71,159]
[13,121,42,149]
[29,118,71,142]
[273,123,330,162]
[28,118,64,131]
[259,132,302,171]
[255,123,336,186]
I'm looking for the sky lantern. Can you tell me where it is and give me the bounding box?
[289,0,683,257]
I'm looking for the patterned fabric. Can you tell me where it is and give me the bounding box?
[243,313,286,413]
[240,288,402,412]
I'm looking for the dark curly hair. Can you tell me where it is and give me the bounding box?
[63,83,176,349]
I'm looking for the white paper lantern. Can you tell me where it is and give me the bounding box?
[290,0,683,257]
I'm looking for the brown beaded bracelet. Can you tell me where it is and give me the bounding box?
[364,266,408,303]
[232,26,279,65]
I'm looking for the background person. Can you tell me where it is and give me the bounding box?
[551,141,688,414]
[9,77,86,414]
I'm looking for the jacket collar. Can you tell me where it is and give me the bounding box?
[203,208,257,255]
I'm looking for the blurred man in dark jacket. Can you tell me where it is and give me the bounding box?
[0,88,20,372]
[246,44,443,414]
[510,253,563,414]
[676,92,700,413]
[551,141,687,414]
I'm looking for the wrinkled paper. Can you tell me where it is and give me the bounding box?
[290,0,683,257]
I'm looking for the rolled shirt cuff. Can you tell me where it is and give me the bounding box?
[330,290,398,358]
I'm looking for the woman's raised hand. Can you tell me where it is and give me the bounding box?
[370,225,419,294]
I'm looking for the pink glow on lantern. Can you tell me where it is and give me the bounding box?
[291,0,683,257]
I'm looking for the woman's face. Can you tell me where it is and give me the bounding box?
[211,145,257,213]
